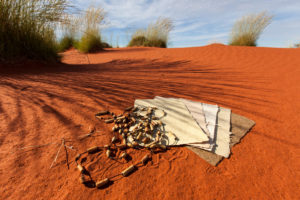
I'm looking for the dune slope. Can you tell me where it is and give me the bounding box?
[0,45,299,200]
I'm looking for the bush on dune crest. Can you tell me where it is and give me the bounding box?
[128,34,147,47]
[58,35,76,52]
[128,17,173,48]
[294,43,300,48]
[229,11,273,46]
[77,7,106,53]
[58,6,110,53]
[78,30,103,53]
[101,42,112,48]
[0,0,69,61]
[58,14,80,52]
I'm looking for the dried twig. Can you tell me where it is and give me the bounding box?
[50,139,64,169]
[78,127,96,140]
[62,138,69,169]
[18,142,57,150]
[65,145,76,151]
[9,142,59,155]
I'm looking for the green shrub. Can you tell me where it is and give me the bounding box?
[128,37,167,48]
[128,36,147,47]
[230,33,257,46]
[57,36,76,52]
[78,31,102,53]
[229,11,273,46]
[58,14,80,52]
[128,35,166,48]
[77,7,106,53]
[294,43,300,48]
[128,17,173,48]
[144,39,166,48]
[0,0,69,61]
[101,42,112,48]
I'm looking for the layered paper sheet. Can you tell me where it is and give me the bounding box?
[134,97,232,158]
[201,102,219,142]
[134,98,209,146]
[180,99,218,151]
[180,98,211,137]
[154,97,211,149]
[212,107,232,158]
[188,113,255,165]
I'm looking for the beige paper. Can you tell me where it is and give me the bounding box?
[154,97,231,156]
[180,99,217,151]
[134,98,209,146]
[187,113,255,166]
[179,99,211,137]
[213,107,232,158]
[154,96,211,149]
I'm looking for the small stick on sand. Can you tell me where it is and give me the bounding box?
[78,127,96,140]
[50,139,64,169]
[62,138,69,169]
[11,142,58,154]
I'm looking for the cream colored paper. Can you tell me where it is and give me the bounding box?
[179,99,211,137]
[135,98,209,146]
[212,107,232,158]
[154,97,211,150]
[180,99,216,151]
[154,97,232,157]
[201,102,219,141]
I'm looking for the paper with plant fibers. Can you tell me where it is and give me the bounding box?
[181,101,232,157]
[155,97,232,157]
[212,107,232,157]
[180,98,215,150]
[179,99,211,137]
[134,98,209,146]
[201,102,219,143]
[187,113,255,166]
[153,96,211,149]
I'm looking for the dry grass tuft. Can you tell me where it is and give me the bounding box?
[128,17,174,48]
[229,11,273,46]
[77,7,106,53]
[58,14,80,52]
[0,0,70,61]
[294,43,300,48]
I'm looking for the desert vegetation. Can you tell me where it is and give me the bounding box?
[0,0,70,61]
[128,17,174,48]
[0,0,109,61]
[76,7,107,53]
[229,12,273,46]
[58,7,108,53]
[294,43,300,48]
[0,1,293,63]
[57,14,80,52]
[57,7,108,53]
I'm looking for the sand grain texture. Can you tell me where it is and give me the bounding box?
[0,45,299,200]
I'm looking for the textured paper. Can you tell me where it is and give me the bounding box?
[135,98,209,146]
[154,97,231,157]
[153,97,210,149]
[155,97,219,150]
[187,113,255,166]
[213,107,232,157]
[180,99,218,151]
[179,99,211,138]
[201,102,219,142]
[186,106,231,157]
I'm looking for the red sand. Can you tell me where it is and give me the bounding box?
[0,44,299,199]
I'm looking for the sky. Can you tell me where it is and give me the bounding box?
[71,0,300,48]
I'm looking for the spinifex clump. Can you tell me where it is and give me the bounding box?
[0,0,70,61]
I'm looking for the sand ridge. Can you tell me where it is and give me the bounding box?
[0,44,299,199]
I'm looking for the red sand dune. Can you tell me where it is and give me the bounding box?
[0,44,299,199]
